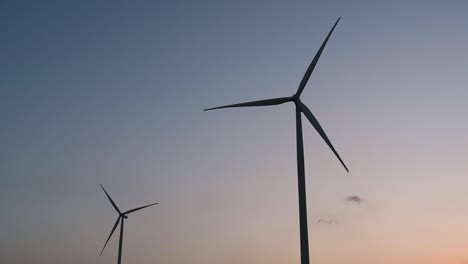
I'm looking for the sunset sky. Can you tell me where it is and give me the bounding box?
[2,1,468,264]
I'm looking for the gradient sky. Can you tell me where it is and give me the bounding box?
[2,1,468,264]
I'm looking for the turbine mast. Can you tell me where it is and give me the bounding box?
[295,105,309,264]
[118,217,124,264]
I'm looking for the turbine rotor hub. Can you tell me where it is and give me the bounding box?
[292,97,301,104]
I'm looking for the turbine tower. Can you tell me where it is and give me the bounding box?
[99,184,158,264]
[204,18,348,264]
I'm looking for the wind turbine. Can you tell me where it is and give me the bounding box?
[204,18,348,264]
[99,184,158,264]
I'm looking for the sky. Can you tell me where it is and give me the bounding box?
[1,1,468,263]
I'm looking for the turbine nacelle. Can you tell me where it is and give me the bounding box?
[120,214,128,219]
[292,93,300,101]
[292,96,301,104]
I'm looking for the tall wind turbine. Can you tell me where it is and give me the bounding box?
[99,184,158,264]
[204,18,348,264]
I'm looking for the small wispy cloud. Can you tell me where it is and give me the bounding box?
[345,195,363,204]
[316,218,338,225]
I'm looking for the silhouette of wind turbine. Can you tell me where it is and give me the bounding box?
[99,184,158,264]
[204,18,348,264]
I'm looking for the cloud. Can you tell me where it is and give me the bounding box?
[345,195,363,204]
[316,218,338,225]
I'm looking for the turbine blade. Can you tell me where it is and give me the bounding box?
[124,202,158,215]
[295,18,341,97]
[100,184,121,214]
[297,101,349,172]
[204,97,292,111]
[100,216,121,256]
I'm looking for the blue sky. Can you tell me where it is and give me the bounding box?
[1,1,468,263]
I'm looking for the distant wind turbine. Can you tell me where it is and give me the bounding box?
[204,18,348,264]
[99,184,158,264]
